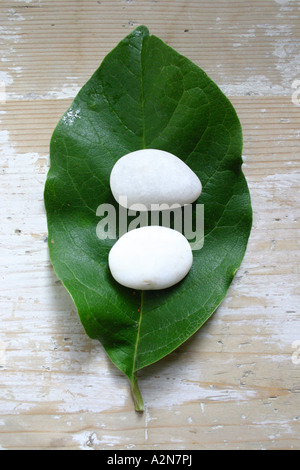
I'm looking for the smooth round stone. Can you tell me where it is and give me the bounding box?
[110,149,202,211]
[108,226,193,290]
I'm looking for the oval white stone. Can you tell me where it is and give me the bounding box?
[110,149,202,210]
[108,226,193,290]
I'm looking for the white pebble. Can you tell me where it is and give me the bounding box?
[110,149,202,210]
[108,226,193,290]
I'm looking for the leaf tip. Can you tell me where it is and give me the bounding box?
[132,25,150,38]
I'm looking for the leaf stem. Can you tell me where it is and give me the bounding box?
[130,290,144,411]
[131,373,144,412]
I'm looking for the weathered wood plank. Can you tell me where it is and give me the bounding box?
[0,0,299,450]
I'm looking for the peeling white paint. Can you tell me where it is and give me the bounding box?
[239,28,256,39]
[0,25,22,44]
[257,23,292,37]
[72,431,101,450]
[0,0,299,450]
[273,42,288,59]
[221,75,285,96]
[276,50,300,87]
[143,374,258,409]
[100,435,121,447]
[11,0,35,3]
[9,66,22,75]
[274,0,291,5]
[0,71,13,87]
[8,9,25,22]
[6,84,81,101]
[144,405,150,442]
[47,84,81,100]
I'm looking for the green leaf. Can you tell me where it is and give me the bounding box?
[44,26,252,411]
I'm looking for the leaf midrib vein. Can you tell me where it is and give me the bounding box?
[140,42,146,150]
[131,290,144,379]
[130,35,147,380]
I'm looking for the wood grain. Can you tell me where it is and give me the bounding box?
[0,0,299,450]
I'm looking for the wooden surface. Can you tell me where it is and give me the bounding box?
[0,0,299,450]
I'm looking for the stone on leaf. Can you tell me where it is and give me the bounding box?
[108,226,193,290]
[110,149,202,211]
